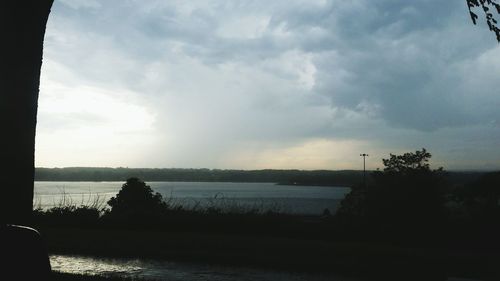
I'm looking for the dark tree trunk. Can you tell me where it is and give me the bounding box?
[0,1,53,224]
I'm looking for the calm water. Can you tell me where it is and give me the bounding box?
[50,254,356,281]
[34,181,350,215]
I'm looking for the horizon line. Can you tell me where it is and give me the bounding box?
[34,166,499,173]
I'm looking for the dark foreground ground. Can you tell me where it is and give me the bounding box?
[41,225,498,281]
[38,170,500,281]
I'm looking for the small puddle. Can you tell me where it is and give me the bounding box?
[51,255,474,281]
[50,254,349,281]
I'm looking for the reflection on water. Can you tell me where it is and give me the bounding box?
[50,255,351,281]
[50,255,479,281]
[35,182,350,215]
[51,255,142,277]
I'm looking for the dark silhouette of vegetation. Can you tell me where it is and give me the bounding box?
[106,178,168,220]
[34,167,484,188]
[451,171,500,221]
[33,167,495,237]
[35,167,366,186]
[337,149,447,239]
[34,205,102,227]
[467,0,500,42]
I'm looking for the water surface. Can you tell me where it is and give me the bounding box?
[50,254,355,281]
[34,181,350,215]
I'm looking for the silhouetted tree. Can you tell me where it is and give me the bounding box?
[467,0,500,42]
[107,178,168,218]
[337,149,447,232]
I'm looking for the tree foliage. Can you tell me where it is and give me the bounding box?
[382,148,432,173]
[107,178,168,217]
[467,0,500,42]
[337,149,447,229]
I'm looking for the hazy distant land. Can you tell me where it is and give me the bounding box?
[35,167,486,187]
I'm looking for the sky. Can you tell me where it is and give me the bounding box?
[36,0,500,170]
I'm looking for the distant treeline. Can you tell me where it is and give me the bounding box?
[34,167,486,187]
[35,167,363,186]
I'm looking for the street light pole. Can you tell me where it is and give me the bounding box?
[360,153,369,187]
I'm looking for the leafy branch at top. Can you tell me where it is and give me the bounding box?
[467,0,500,42]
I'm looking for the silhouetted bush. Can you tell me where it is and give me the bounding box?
[33,205,101,227]
[337,149,448,239]
[105,178,168,220]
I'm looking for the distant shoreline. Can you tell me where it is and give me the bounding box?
[34,167,488,187]
[34,180,351,189]
[34,167,366,187]
[276,182,351,187]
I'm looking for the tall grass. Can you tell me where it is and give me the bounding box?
[34,188,108,212]
[34,190,286,217]
[32,190,294,230]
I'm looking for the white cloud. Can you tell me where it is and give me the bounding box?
[217,15,270,39]
[58,0,101,10]
[36,0,500,170]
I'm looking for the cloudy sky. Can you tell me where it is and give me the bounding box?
[36,0,500,170]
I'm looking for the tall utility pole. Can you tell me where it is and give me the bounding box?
[360,153,369,187]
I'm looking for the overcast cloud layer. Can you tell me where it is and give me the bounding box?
[36,0,500,170]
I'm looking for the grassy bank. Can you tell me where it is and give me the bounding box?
[34,203,499,280]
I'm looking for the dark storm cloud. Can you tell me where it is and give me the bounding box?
[37,0,500,169]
